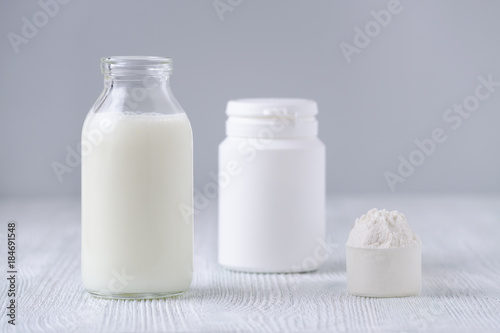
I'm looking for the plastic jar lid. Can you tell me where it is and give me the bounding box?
[226,98,318,117]
[225,98,319,138]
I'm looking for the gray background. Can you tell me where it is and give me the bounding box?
[1,0,499,197]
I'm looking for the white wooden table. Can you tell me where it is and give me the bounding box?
[1,195,499,332]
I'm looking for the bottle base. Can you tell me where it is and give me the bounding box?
[87,290,186,300]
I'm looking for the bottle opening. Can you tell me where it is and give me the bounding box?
[101,56,173,78]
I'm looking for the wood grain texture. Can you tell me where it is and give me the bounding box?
[1,195,499,332]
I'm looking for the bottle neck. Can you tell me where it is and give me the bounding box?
[95,57,183,115]
[101,55,173,100]
[104,74,171,90]
[102,75,174,113]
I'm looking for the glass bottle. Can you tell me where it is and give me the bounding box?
[81,56,193,299]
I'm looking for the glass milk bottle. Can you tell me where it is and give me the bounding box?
[81,56,193,299]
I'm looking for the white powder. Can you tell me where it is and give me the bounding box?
[346,208,421,249]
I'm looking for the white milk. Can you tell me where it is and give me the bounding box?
[81,112,193,297]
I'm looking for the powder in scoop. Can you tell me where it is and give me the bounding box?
[346,208,420,249]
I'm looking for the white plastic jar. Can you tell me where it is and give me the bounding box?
[218,98,326,273]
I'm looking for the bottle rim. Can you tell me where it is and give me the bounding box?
[101,56,173,77]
